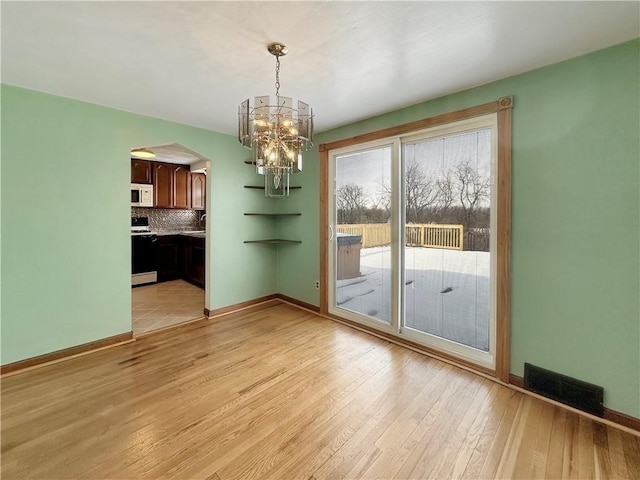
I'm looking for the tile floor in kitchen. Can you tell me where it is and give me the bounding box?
[132,279,205,334]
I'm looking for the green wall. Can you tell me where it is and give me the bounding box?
[0,85,277,365]
[2,39,638,419]
[278,39,640,417]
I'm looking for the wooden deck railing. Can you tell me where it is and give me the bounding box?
[407,224,464,250]
[337,224,390,248]
[337,224,464,250]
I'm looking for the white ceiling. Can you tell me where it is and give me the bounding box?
[2,1,639,136]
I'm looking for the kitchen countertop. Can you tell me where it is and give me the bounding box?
[157,230,206,238]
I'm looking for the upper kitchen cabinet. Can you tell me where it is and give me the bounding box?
[173,165,191,209]
[131,159,153,184]
[191,173,206,210]
[153,162,192,209]
[154,162,173,208]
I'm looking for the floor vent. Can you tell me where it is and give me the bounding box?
[524,363,604,417]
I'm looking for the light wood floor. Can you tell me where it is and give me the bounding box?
[2,301,638,479]
[132,279,205,334]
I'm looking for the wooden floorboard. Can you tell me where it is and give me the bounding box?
[1,301,639,479]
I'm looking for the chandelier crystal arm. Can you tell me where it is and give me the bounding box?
[238,42,313,198]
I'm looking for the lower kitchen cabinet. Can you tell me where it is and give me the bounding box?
[157,234,205,288]
[186,236,205,288]
[178,235,189,281]
[158,235,180,282]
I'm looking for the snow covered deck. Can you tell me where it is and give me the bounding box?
[336,246,490,351]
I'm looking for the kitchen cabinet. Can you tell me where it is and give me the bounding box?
[157,235,180,282]
[173,165,191,209]
[156,234,205,288]
[191,173,206,210]
[178,235,189,280]
[131,159,152,184]
[153,163,173,208]
[186,236,205,288]
[153,162,191,209]
[178,235,205,288]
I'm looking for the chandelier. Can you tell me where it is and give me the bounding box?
[238,43,314,197]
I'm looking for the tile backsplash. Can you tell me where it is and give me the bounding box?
[131,208,204,232]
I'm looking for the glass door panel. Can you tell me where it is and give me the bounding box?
[403,129,493,356]
[331,146,393,326]
[326,115,498,370]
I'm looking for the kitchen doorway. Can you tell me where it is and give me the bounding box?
[130,143,209,335]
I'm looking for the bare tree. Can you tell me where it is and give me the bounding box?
[435,171,455,219]
[405,162,438,223]
[378,180,391,212]
[455,159,490,228]
[337,183,368,224]
[374,159,489,227]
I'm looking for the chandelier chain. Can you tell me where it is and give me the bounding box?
[275,56,281,97]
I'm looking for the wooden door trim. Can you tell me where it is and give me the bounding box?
[319,148,330,315]
[495,97,513,382]
[319,97,513,381]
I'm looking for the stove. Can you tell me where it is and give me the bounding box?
[131,217,158,286]
[131,216,156,235]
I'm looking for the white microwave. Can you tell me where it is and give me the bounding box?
[131,183,153,207]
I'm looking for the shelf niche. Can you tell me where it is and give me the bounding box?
[244,213,302,217]
[243,212,302,243]
[244,185,301,190]
[243,166,302,244]
[243,239,302,244]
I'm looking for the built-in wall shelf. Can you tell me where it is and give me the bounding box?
[244,185,302,190]
[244,239,302,244]
[243,212,301,243]
[244,213,302,217]
[243,171,302,244]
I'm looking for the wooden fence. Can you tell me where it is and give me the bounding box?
[406,224,464,250]
[336,224,464,250]
[465,229,490,252]
[337,224,390,248]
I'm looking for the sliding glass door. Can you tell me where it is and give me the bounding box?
[328,141,398,331]
[328,115,498,370]
[401,121,496,368]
